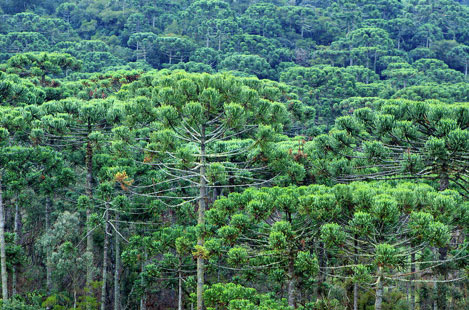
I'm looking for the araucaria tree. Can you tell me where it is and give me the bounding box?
[122,71,291,309]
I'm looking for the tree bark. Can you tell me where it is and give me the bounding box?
[197,124,207,310]
[353,282,358,310]
[353,235,358,310]
[101,204,110,310]
[0,175,8,300]
[46,197,52,294]
[437,247,447,310]
[287,257,296,308]
[86,131,94,306]
[411,252,416,310]
[140,258,147,310]
[178,257,183,310]
[375,268,383,310]
[114,213,121,310]
[437,170,448,309]
[373,50,378,72]
[439,169,449,191]
[12,198,20,297]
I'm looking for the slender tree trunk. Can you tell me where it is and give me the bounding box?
[437,247,447,310]
[287,257,296,308]
[0,175,8,300]
[46,197,52,294]
[86,131,94,304]
[436,171,448,309]
[178,257,183,310]
[197,124,207,310]
[140,254,147,310]
[140,238,148,310]
[114,213,121,310]
[315,243,327,299]
[353,282,358,310]
[353,236,358,310]
[101,204,110,310]
[12,198,19,297]
[411,252,416,310]
[373,50,377,72]
[136,41,140,61]
[375,268,383,310]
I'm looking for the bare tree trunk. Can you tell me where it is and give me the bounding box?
[86,132,94,306]
[114,213,121,310]
[101,204,110,310]
[353,236,358,310]
[197,124,207,310]
[0,175,8,300]
[12,198,19,297]
[287,257,296,308]
[178,257,183,310]
[46,197,52,294]
[436,170,448,310]
[315,243,326,299]
[411,252,416,310]
[136,41,140,61]
[375,268,383,310]
[373,50,377,72]
[439,169,449,191]
[140,241,148,310]
[353,282,358,310]
[140,259,147,310]
[437,247,447,310]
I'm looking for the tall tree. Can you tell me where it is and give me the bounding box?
[122,71,291,309]
[37,98,125,302]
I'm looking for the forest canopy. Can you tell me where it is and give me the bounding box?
[0,0,468,310]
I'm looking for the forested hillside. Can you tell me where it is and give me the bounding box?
[0,0,468,309]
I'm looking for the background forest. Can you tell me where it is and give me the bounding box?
[0,0,468,309]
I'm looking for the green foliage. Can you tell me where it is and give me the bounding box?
[0,1,468,309]
[0,300,42,310]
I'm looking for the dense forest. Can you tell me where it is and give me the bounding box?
[0,0,468,309]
